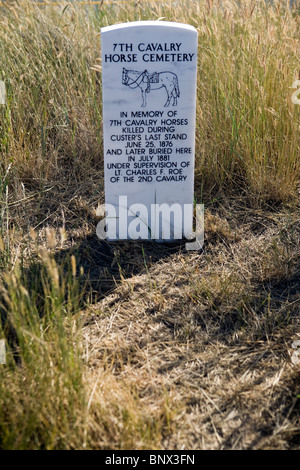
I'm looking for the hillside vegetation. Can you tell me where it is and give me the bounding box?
[0,0,299,449]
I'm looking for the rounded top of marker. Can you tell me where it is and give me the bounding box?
[101,21,197,34]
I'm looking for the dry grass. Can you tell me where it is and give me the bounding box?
[80,202,300,449]
[0,0,299,450]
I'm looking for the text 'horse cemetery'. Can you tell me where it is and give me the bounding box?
[101,21,198,241]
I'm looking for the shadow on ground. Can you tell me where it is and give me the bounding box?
[1,229,299,364]
[59,234,187,302]
[0,234,186,358]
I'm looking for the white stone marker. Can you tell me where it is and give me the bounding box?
[0,339,6,364]
[0,81,6,105]
[101,21,198,241]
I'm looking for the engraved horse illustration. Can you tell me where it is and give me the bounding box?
[122,68,180,107]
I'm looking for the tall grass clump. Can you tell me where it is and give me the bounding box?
[0,1,103,188]
[0,0,298,206]
[192,0,300,203]
[0,245,86,449]
[0,241,168,449]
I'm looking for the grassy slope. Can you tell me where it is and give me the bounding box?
[0,0,299,449]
